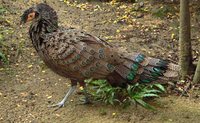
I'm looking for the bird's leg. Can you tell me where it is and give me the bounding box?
[79,82,91,104]
[48,85,76,108]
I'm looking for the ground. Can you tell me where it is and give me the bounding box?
[0,0,200,123]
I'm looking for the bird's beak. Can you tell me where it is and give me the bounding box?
[20,19,26,27]
[20,21,23,28]
[20,20,25,25]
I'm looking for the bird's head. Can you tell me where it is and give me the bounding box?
[20,3,58,25]
[20,7,38,24]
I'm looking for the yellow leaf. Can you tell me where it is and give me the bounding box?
[79,86,84,91]
[27,65,33,68]
[171,33,175,39]
[55,114,60,117]
[47,96,52,99]
[113,20,117,24]
[107,40,113,42]
[116,30,120,33]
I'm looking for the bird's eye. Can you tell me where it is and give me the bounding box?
[26,12,36,22]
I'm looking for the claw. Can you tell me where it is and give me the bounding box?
[48,85,76,109]
[48,101,65,108]
[79,96,91,104]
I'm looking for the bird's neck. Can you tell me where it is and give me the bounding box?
[29,19,58,51]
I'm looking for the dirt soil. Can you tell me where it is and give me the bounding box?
[0,0,200,123]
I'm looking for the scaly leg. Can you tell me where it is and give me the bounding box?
[79,88,91,104]
[48,85,76,108]
[79,82,91,104]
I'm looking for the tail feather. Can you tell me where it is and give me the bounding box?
[107,53,179,86]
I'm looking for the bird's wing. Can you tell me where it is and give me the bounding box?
[41,28,123,80]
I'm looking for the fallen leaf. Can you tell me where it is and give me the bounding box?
[47,96,52,99]
[27,65,33,68]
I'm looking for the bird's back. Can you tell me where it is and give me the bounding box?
[38,27,123,82]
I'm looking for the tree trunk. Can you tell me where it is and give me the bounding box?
[193,57,200,83]
[179,0,193,79]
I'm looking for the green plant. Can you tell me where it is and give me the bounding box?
[85,79,122,105]
[85,79,165,109]
[0,52,8,65]
[126,83,165,109]
[0,33,9,65]
[0,6,6,15]
[151,5,176,19]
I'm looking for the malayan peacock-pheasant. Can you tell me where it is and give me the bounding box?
[20,3,179,108]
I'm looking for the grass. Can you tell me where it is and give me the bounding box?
[85,79,165,110]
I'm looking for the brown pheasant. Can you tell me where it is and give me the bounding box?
[20,3,179,108]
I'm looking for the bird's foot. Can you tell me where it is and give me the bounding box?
[48,85,76,110]
[48,100,65,109]
[79,96,91,105]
